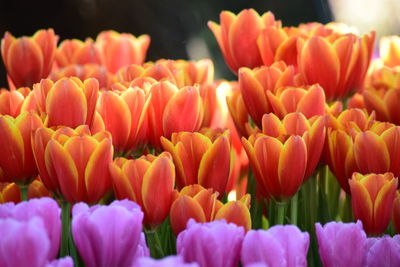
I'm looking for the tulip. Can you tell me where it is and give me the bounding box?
[161,131,231,194]
[55,38,103,68]
[0,197,61,259]
[32,125,113,203]
[208,9,281,73]
[134,256,199,267]
[0,182,21,203]
[46,257,73,267]
[51,64,115,90]
[170,185,251,235]
[226,82,251,137]
[109,152,176,227]
[32,77,99,129]
[350,172,398,235]
[380,36,400,67]
[266,84,326,119]
[177,219,244,267]
[72,200,148,267]
[97,84,149,154]
[1,29,58,88]
[147,82,204,148]
[298,31,375,100]
[393,191,400,234]
[0,88,26,117]
[96,30,150,73]
[315,221,367,267]
[239,61,298,127]
[365,235,400,266]
[28,178,52,199]
[0,111,43,183]
[0,217,50,267]
[241,225,309,267]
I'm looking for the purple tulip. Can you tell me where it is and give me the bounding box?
[45,257,74,267]
[134,256,199,267]
[0,217,50,267]
[72,199,146,267]
[177,219,244,267]
[315,221,367,267]
[241,225,309,267]
[365,235,400,267]
[0,197,61,259]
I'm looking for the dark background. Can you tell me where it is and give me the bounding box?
[0,0,332,87]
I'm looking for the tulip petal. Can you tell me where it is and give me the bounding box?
[215,201,251,231]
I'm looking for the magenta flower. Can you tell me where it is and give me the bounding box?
[45,257,74,267]
[316,221,367,267]
[0,217,50,267]
[241,225,309,267]
[72,199,147,267]
[177,219,244,267]
[365,235,400,267]
[0,197,61,259]
[134,256,199,267]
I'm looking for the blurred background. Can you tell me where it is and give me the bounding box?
[0,0,399,87]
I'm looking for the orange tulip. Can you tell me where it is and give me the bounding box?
[350,172,398,235]
[55,39,103,68]
[266,84,326,119]
[0,88,27,117]
[31,125,113,203]
[96,30,150,73]
[392,191,400,234]
[160,131,231,195]
[0,182,21,203]
[327,109,400,193]
[239,61,299,127]
[226,82,251,138]
[32,77,99,128]
[28,178,51,199]
[0,111,43,183]
[50,64,116,90]
[170,184,251,235]
[298,31,375,100]
[97,84,149,154]
[109,152,176,227]
[243,122,308,201]
[116,59,213,88]
[379,36,400,67]
[147,82,204,148]
[208,9,280,73]
[1,29,58,88]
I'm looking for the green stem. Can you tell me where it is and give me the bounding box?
[19,184,28,201]
[290,193,299,225]
[60,200,71,257]
[341,194,353,222]
[276,201,287,225]
[145,230,164,258]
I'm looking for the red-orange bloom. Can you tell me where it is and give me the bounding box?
[298,32,375,100]
[28,178,51,199]
[161,131,231,195]
[170,184,251,235]
[1,29,58,88]
[147,82,204,148]
[0,88,30,117]
[379,36,400,68]
[239,62,299,127]
[97,83,149,154]
[31,125,113,203]
[0,182,21,203]
[109,152,176,227]
[0,111,43,183]
[208,9,280,73]
[266,84,326,119]
[55,39,103,68]
[96,30,150,73]
[226,81,251,138]
[350,172,398,235]
[32,77,99,129]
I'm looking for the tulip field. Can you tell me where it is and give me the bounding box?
[1,8,400,267]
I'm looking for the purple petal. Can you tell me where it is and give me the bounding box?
[133,233,150,262]
[0,217,50,267]
[133,256,199,267]
[177,219,244,267]
[366,235,400,267]
[45,256,74,267]
[316,221,367,267]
